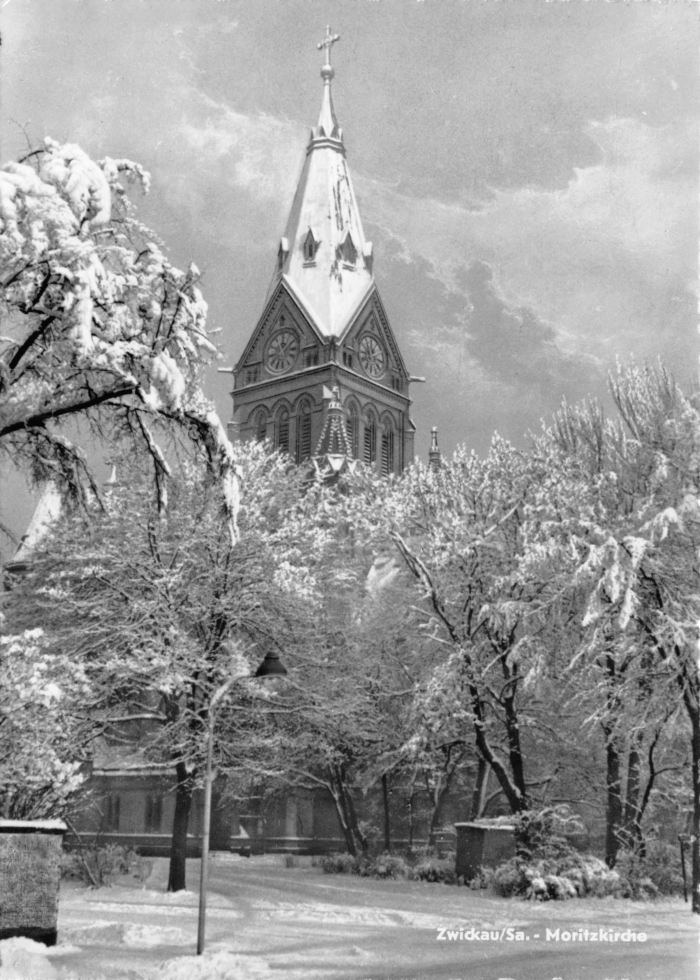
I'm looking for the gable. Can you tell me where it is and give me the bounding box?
[235,281,326,383]
[339,286,410,383]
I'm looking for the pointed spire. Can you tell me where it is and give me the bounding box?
[267,29,374,338]
[428,427,442,471]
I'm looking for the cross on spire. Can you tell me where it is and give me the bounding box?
[317,25,340,67]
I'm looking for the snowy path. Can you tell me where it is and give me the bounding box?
[1,855,694,980]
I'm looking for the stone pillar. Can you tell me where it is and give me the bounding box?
[454,822,515,881]
[0,819,67,946]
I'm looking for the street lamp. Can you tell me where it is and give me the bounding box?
[197,649,288,956]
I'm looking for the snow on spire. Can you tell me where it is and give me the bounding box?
[268,30,374,338]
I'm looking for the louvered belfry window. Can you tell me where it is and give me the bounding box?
[278,410,290,453]
[296,402,312,462]
[346,405,358,459]
[255,410,267,442]
[382,425,395,475]
[364,413,376,465]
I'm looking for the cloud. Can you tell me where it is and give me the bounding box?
[357,116,697,369]
[180,97,305,206]
[146,98,696,449]
[374,235,603,453]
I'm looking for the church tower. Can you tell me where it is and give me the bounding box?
[228,28,415,475]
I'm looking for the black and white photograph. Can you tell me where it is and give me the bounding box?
[0,2,698,978]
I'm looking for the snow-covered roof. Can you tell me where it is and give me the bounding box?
[6,481,62,571]
[266,40,374,339]
[0,819,67,832]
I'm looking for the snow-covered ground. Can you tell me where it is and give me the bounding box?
[0,855,695,980]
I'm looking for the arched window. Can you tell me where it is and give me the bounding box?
[296,401,312,462]
[277,408,290,454]
[381,420,395,475]
[253,409,267,443]
[364,411,377,465]
[346,402,359,459]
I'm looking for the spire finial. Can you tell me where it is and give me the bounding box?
[317,25,340,81]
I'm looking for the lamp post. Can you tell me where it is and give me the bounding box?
[196,649,288,956]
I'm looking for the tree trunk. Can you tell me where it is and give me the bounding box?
[381,774,391,852]
[407,771,418,851]
[501,655,528,807]
[470,756,489,819]
[602,722,623,868]
[343,781,368,857]
[635,728,665,860]
[327,765,368,857]
[681,681,700,914]
[468,672,529,820]
[168,761,194,892]
[329,787,358,856]
[622,732,643,851]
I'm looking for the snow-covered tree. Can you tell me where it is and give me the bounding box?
[4,441,327,890]
[0,628,91,818]
[524,362,698,908]
[0,139,236,536]
[341,441,561,848]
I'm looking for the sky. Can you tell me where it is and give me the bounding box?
[1,0,698,547]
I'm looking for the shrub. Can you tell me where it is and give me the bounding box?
[62,844,146,888]
[320,849,463,886]
[641,840,685,896]
[362,853,411,879]
[615,841,683,899]
[492,859,530,898]
[321,852,359,875]
[491,852,622,901]
[410,858,456,885]
[489,805,633,902]
[512,805,586,860]
[467,866,494,890]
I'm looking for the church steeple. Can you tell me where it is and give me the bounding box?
[268,27,374,339]
[230,31,416,475]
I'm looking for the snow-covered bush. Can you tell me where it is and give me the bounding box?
[492,852,623,900]
[361,854,411,879]
[61,843,147,888]
[614,841,683,898]
[321,852,359,875]
[492,859,530,898]
[409,857,456,885]
[637,840,685,896]
[512,805,586,859]
[321,850,457,884]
